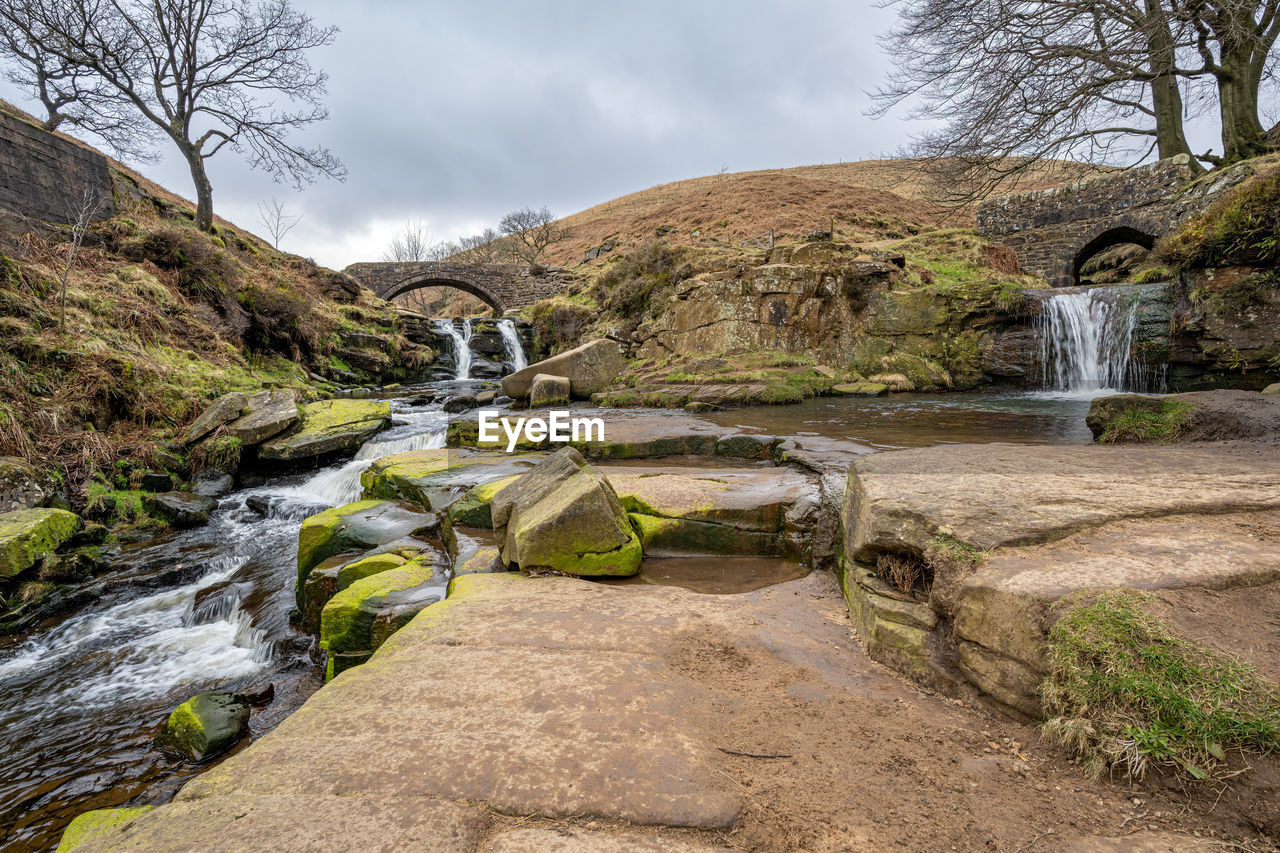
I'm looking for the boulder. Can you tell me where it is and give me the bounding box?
[714,433,779,460]
[301,550,409,634]
[143,492,217,529]
[501,339,624,400]
[831,382,888,397]
[55,806,156,852]
[295,500,436,607]
[139,472,173,492]
[876,353,951,392]
[181,392,248,445]
[0,508,81,578]
[361,449,531,510]
[192,470,234,498]
[491,447,641,576]
[257,399,391,462]
[1265,383,1280,395]
[529,373,571,407]
[224,390,298,445]
[453,545,505,576]
[155,691,250,762]
[0,456,47,512]
[446,475,519,529]
[320,559,442,679]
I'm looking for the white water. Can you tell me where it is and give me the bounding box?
[432,318,474,380]
[1038,287,1157,398]
[498,318,528,372]
[0,398,452,712]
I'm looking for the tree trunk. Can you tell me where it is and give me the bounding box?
[1142,1,1198,168]
[184,150,215,231]
[1217,49,1270,163]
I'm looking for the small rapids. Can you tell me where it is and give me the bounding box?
[0,394,451,852]
[498,318,528,372]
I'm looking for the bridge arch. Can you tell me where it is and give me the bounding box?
[382,274,506,314]
[1071,223,1158,286]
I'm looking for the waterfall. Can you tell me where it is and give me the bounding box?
[498,318,528,372]
[432,318,474,381]
[1038,287,1159,396]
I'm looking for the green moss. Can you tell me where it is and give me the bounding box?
[56,806,156,852]
[1097,399,1194,444]
[320,559,438,657]
[1042,590,1280,781]
[1161,165,1280,268]
[0,508,82,578]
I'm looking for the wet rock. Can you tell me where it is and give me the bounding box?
[492,447,641,576]
[475,390,497,406]
[55,806,156,852]
[139,472,173,492]
[181,392,247,445]
[442,395,477,414]
[301,550,409,633]
[155,690,250,763]
[225,390,299,445]
[529,374,571,407]
[875,353,952,392]
[143,492,217,529]
[192,470,235,498]
[65,522,109,548]
[453,545,505,576]
[0,456,47,512]
[244,495,272,517]
[501,339,624,400]
[257,399,391,462]
[238,683,275,705]
[714,433,780,460]
[320,559,442,680]
[831,381,888,397]
[38,545,106,583]
[0,507,81,578]
[447,476,518,529]
[295,500,438,607]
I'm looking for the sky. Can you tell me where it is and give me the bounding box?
[2,1,919,268]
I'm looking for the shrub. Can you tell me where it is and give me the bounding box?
[592,242,694,335]
[1160,167,1280,268]
[527,297,597,357]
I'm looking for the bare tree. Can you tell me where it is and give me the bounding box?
[455,228,506,264]
[382,220,432,262]
[498,206,571,265]
[56,185,99,334]
[1,0,344,232]
[256,197,302,249]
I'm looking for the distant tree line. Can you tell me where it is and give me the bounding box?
[381,206,571,266]
[0,0,343,231]
[875,0,1280,201]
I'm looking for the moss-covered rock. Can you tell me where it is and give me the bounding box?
[446,475,519,528]
[629,512,776,555]
[0,508,81,579]
[529,373,571,407]
[320,559,441,680]
[831,381,889,397]
[142,491,217,529]
[876,353,952,392]
[154,690,250,762]
[56,806,156,852]
[258,399,392,462]
[181,391,247,445]
[492,447,642,576]
[300,550,409,633]
[453,545,504,576]
[224,389,298,445]
[295,500,436,608]
[0,456,47,513]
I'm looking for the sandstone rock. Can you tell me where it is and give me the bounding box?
[0,456,46,512]
[0,508,81,578]
[529,373,571,407]
[446,476,518,529]
[501,339,624,400]
[257,399,391,462]
[181,392,248,445]
[143,492,217,529]
[225,390,298,445]
[714,433,779,460]
[296,500,437,607]
[155,691,250,762]
[301,551,410,633]
[492,447,641,576]
[320,559,442,680]
[831,382,888,397]
[1265,382,1280,394]
[362,449,534,510]
[877,353,951,391]
[1087,390,1280,444]
[453,545,505,576]
[55,806,156,852]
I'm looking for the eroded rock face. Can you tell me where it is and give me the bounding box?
[491,447,641,576]
[257,399,392,462]
[501,340,624,400]
[0,507,81,578]
[0,456,47,513]
[155,691,250,763]
[225,390,298,445]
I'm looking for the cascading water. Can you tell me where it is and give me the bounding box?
[0,395,452,850]
[1038,286,1161,396]
[497,318,528,372]
[432,318,475,381]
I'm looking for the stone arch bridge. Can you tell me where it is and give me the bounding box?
[977,155,1237,288]
[343,261,570,314]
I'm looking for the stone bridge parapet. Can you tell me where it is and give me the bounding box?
[343,261,572,314]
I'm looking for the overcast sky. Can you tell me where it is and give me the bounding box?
[3,1,927,267]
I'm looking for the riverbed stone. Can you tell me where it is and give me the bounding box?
[1265,382,1280,394]
[301,551,411,633]
[714,433,780,460]
[296,500,437,608]
[224,390,298,445]
[142,492,217,529]
[445,475,518,529]
[362,449,536,510]
[501,339,624,399]
[492,447,641,576]
[181,392,247,445]
[0,507,81,578]
[831,381,888,397]
[55,806,156,852]
[257,399,391,462]
[191,470,234,498]
[320,559,441,680]
[453,545,504,576]
[154,690,250,763]
[529,373,571,407]
[0,456,47,512]
[875,353,951,391]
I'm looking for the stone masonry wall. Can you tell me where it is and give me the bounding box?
[344,261,571,314]
[0,110,116,224]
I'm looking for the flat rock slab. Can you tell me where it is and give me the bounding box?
[845,442,1280,559]
[258,399,392,462]
[225,390,298,445]
[601,465,815,531]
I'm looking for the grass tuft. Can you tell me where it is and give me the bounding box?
[1041,590,1280,781]
[1096,400,1193,444]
